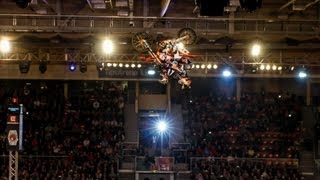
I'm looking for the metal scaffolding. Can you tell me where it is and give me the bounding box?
[0,13,318,36]
[9,151,18,180]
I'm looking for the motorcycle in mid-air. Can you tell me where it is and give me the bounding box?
[132,28,197,89]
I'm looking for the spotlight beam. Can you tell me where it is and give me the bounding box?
[156,121,168,134]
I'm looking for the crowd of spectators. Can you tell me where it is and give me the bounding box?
[183,92,304,179]
[191,158,302,180]
[0,81,126,179]
[0,80,307,179]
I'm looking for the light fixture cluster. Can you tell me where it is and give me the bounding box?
[192,63,218,70]
[254,64,297,72]
[257,64,284,71]
[105,63,142,69]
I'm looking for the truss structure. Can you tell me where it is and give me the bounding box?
[9,151,18,180]
[0,14,318,37]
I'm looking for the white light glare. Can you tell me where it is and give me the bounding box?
[266,64,271,71]
[156,121,168,133]
[222,70,231,77]
[260,64,265,70]
[137,64,142,68]
[298,71,307,78]
[251,44,261,57]
[102,39,114,54]
[0,39,10,53]
[147,69,156,75]
[272,65,277,70]
[213,64,218,69]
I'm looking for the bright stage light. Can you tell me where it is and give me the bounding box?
[298,71,307,78]
[222,69,231,77]
[102,39,113,54]
[147,69,156,75]
[137,64,142,68]
[207,64,212,69]
[251,43,261,57]
[260,64,265,70]
[266,64,271,71]
[156,120,168,133]
[272,65,277,71]
[213,64,218,69]
[201,64,206,69]
[69,62,76,72]
[290,66,295,71]
[0,39,10,53]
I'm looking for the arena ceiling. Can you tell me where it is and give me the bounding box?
[0,0,320,77]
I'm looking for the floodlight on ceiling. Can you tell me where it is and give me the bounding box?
[68,62,76,72]
[222,69,232,77]
[297,67,308,79]
[102,39,114,54]
[251,43,261,57]
[147,69,156,75]
[290,66,295,71]
[298,71,307,79]
[0,39,10,53]
[266,64,271,71]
